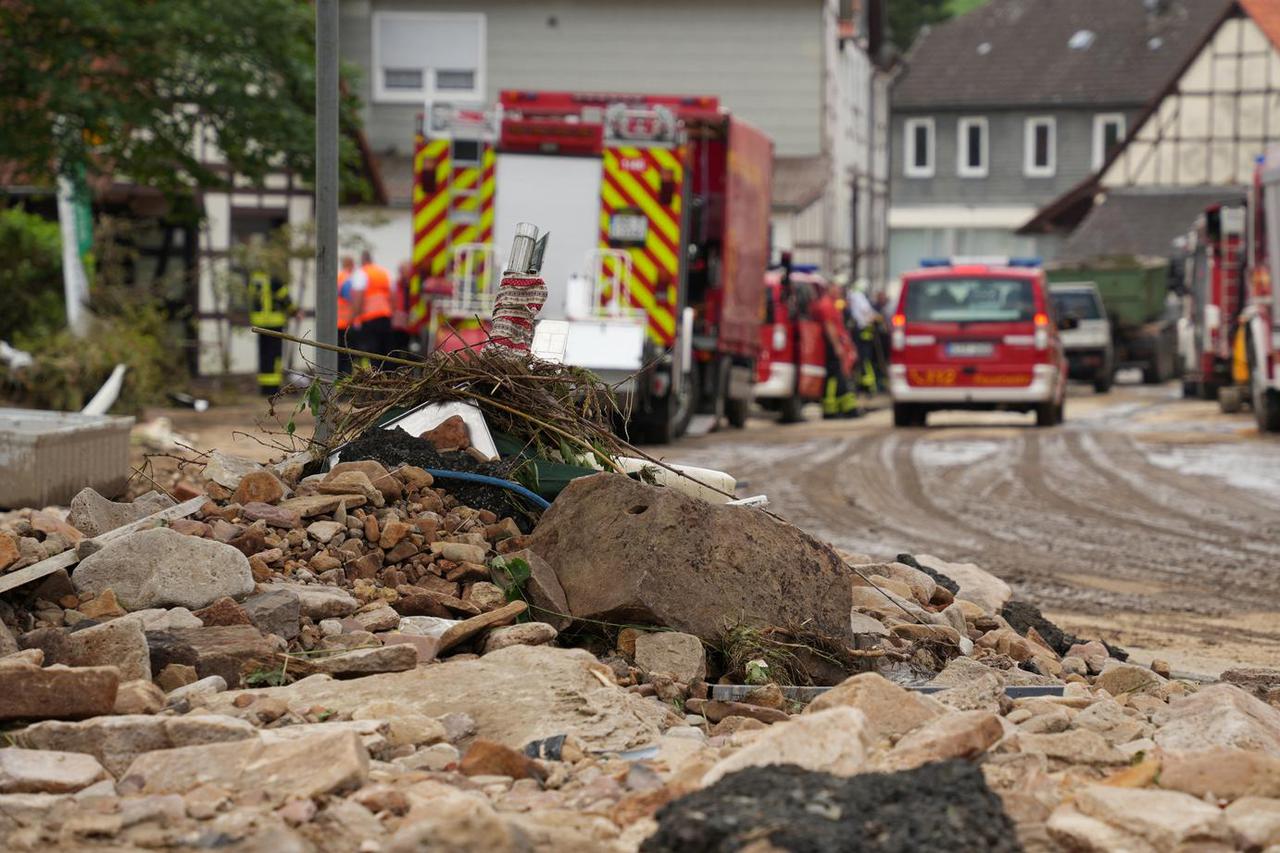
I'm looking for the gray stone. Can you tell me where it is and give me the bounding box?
[166,675,228,704]
[72,528,253,612]
[203,451,267,490]
[241,590,301,640]
[526,474,855,646]
[68,488,175,539]
[311,645,419,678]
[131,608,203,631]
[1154,683,1280,755]
[0,749,109,794]
[490,549,571,631]
[1095,662,1165,696]
[272,583,359,619]
[145,626,278,689]
[913,554,1011,613]
[634,632,706,682]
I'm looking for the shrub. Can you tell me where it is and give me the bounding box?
[0,207,65,343]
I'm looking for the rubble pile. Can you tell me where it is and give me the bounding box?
[0,444,1278,852]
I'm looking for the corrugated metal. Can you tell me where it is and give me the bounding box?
[0,410,134,509]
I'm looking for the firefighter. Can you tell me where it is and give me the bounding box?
[247,267,295,396]
[349,250,394,356]
[847,278,881,395]
[812,280,861,419]
[336,256,357,373]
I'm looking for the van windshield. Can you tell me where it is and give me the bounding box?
[1050,290,1103,320]
[904,277,1037,323]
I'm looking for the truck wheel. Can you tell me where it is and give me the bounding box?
[779,395,805,424]
[1218,386,1244,414]
[1035,401,1061,427]
[1248,335,1280,432]
[893,403,924,427]
[726,396,749,429]
[1092,373,1113,394]
[637,367,698,445]
[1181,379,1199,399]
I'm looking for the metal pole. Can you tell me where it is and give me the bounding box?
[314,0,339,438]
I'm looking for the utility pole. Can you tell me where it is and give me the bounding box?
[314,0,339,437]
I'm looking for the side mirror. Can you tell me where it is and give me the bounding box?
[1058,315,1080,331]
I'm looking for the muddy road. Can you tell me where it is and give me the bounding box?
[663,381,1280,676]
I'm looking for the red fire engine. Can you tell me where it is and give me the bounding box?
[1241,146,1280,431]
[408,91,773,443]
[1181,202,1248,401]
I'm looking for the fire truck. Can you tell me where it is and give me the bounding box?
[1241,146,1280,431]
[409,91,773,443]
[1180,201,1248,401]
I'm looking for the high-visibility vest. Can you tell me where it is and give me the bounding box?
[358,263,393,323]
[336,270,354,330]
[248,271,289,329]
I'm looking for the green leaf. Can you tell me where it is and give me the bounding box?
[492,556,532,603]
[306,380,323,417]
[285,419,296,435]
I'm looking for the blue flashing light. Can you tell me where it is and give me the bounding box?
[791,263,820,273]
[919,257,950,267]
[1008,257,1042,267]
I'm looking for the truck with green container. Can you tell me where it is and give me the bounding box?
[1045,257,1181,387]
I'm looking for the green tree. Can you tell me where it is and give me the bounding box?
[0,208,65,342]
[0,0,365,197]
[887,0,955,51]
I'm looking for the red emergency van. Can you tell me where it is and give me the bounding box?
[889,258,1071,428]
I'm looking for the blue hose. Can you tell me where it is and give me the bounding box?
[424,468,552,510]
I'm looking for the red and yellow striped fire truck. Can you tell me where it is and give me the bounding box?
[409,90,773,443]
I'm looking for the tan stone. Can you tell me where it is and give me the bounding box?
[634,632,706,683]
[1095,662,1165,696]
[1157,748,1280,800]
[0,749,109,794]
[701,707,871,785]
[78,589,126,619]
[328,460,403,502]
[1154,683,1280,755]
[278,494,367,518]
[459,739,545,781]
[154,663,198,692]
[1018,729,1127,766]
[1071,784,1233,850]
[1224,796,1280,850]
[884,710,1003,770]
[0,532,20,571]
[113,679,167,715]
[232,471,287,506]
[438,600,527,654]
[0,665,119,721]
[804,672,943,743]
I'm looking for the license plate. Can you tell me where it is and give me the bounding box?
[946,341,994,357]
[608,213,648,244]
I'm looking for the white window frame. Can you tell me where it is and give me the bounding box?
[1024,116,1056,177]
[904,117,935,178]
[371,11,485,104]
[956,116,989,178]
[1092,113,1125,169]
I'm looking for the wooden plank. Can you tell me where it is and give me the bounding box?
[0,496,207,596]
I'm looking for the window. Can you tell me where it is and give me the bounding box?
[957,117,988,178]
[372,12,484,103]
[1024,117,1056,177]
[1092,113,1125,169]
[904,117,935,178]
[904,278,1037,323]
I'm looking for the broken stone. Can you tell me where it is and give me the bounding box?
[205,645,668,752]
[319,471,385,507]
[914,554,1011,614]
[145,625,279,688]
[0,532,20,571]
[351,701,447,748]
[327,460,403,503]
[29,616,151,681]
[1095,662,1165,696]
[0,749,109,794]
[166,675,227,705]
[73,528,254,612]
[278,493,367,518]
[68,488,175,538]
[1224,796,1280,850]
[154,663,198,692]
[463,581,507,612]
[634,632,706,683]
[460,739,545,781]
[203,452,267,490]
[1017,729,1127,767]
[804,672,943,743]
[1157,747,1280,800]
[482,622,558,654]
[123,729,368,799]
[306,520,345,544]
[77,589,126,620]
[311,644,418,678]
[527,474,855,648]
[438,601,527,654]
[239,501,301,529]
[240,589,301,640]
[192,596,253,628]
[884,710,1003,770]
[273,584,359,620]
[1056,784,1232,850]
[1154,684,1280,755]
[701,707,871,785]
[113,679,166,715]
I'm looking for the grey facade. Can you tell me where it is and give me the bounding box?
[886,0,1227,280]
[337,0,891,284]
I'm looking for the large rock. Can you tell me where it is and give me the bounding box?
[72,527,253,611]
[634,632,706,683]
[804,672,943,743]
[0,665,119,720]
[16,713,255,777]
[914,554,1011,614]
[68,488,175,538]
[123,728,368,799]
[526,474,854,644]
[203,644,670,752]
[311,645,419,678]
[1154,683,1280,755]
[0,749,109,794]
[28,617,151,681]
[701,707,871,786]
[145,625,279,688]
